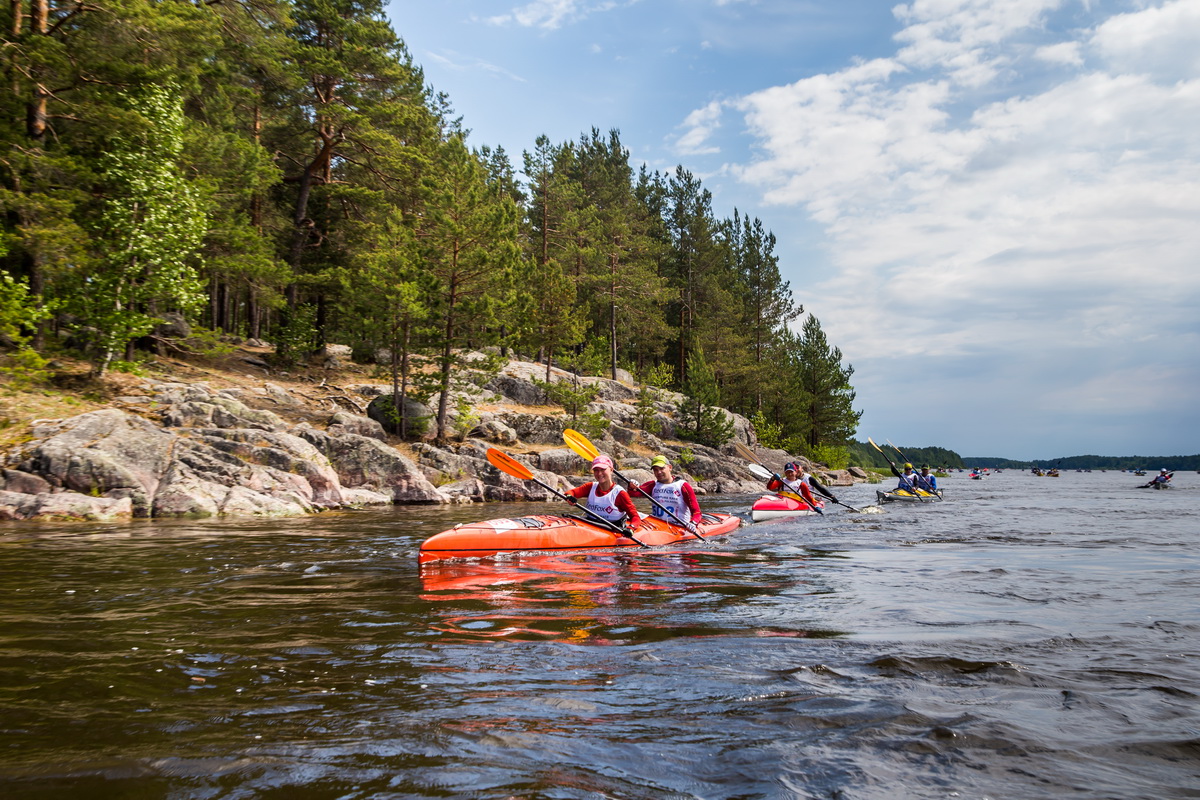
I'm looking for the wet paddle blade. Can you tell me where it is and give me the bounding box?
[486,447,534,481]
[732,441,760,464]
[563,428,600,462]
[746,463,773,480]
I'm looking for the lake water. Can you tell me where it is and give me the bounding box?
[1,470,1197,798]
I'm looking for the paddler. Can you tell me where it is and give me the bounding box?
[774,462,818,508]
[565,455,642,531]
[636,454,701,532]
[1148,469,1172,487]
[896,462,919,492]
[790,460,843,507]
[915,464,938,493]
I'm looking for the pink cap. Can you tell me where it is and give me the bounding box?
[591,455,614,470]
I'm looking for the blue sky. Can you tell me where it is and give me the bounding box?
[387,0,1200,460]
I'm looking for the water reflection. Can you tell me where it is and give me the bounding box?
[419,550,842,644]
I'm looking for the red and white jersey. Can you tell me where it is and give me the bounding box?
[649,478,691,524]
[587,482,626,522]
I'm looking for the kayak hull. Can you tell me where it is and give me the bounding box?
[877,489,943,503]
[418,512,742,563]
[750,494,824,522]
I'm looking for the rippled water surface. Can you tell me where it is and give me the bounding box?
[1,470,1198,799]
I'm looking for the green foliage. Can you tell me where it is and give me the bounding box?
[791,315,862,449]
[639,362,675,389]
[567,338,611,377]
[576,409,610,441]
[273,305,318,367]
[805,443,850,470]
[635,385,663,434]
[373,393,431,440]
[749,409,783,450]
[534,377,599,420]
[451,396,481,442]
[0,271,54,387]
[74,84,208,375]
[107,359,149,377]
[0,2,865,439]
[678,447,695,467]
[677,348,735,448]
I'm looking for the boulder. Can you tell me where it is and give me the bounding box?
[18,410,176,516]
[0,468,51,495]
[497,412,568,445]
[297,429,450,504]
[537,447,584,476]
[0,489,133,521]
[327,411,387,441]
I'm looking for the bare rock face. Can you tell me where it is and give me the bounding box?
[295,429,450,505]
[0,488,134,521]
[327,411,387,441]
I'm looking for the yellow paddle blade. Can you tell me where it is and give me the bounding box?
[562,428,599,461]
[867,437,884,453]
[486,447,533,480]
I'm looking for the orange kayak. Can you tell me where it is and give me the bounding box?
[418,512,743,563]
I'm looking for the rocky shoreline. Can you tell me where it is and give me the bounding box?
[0,356,866,522]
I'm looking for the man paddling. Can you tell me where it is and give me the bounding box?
[565,455,642,531]
[772,462,819,508]
[915,465,938,494]
[1147,469,1173,488]
[636,455,701,533]
[789,460,845,507]
[896,462,920,492]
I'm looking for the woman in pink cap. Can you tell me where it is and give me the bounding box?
[564,454,642,529]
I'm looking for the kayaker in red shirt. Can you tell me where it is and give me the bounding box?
[771,462,818,507]
[565,455,642,529]
[637,454,701,531]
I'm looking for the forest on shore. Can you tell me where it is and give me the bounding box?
[0,0,862,463]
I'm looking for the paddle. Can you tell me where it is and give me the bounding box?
[743,458,863,513]
[887,439,941,497]
[561,429,704,540]
[732,442,824,515]
[485,447,649,547]
[868,437,928,498]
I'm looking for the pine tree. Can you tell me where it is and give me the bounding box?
[794,314,862,449]
[419,135,520,441]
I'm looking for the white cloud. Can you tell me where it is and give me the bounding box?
[486,0,625,30]
[1034,41,1082,66]
[674,99,727,155]
[1090,0,1200,78]
[703,0,1200,451]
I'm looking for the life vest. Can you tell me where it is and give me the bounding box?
[587,482,626,522]
[650,479,691,524]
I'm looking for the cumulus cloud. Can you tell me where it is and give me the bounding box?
[703,0,1200,452]
[674,99,727,155]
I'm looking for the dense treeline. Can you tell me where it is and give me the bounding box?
[0,0,860,452]
[965,455,1200,470]
[846,441,965,470]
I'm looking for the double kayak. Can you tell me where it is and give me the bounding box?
[876,488,943,503]
[750,493,825,522]
[418,512,743,563]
